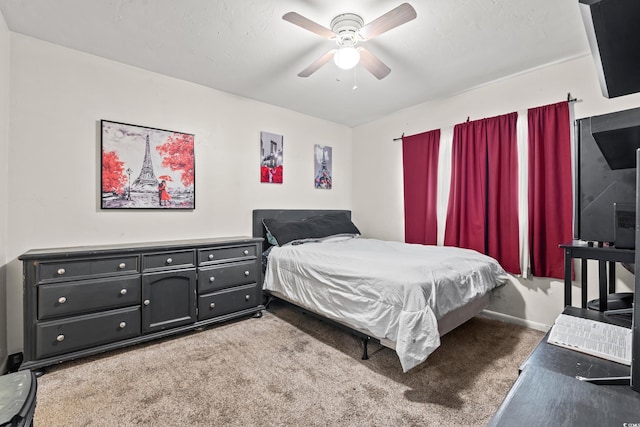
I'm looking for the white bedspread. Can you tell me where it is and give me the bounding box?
[263,237,508,372]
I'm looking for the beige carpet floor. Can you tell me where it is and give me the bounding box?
[33,301,543,426]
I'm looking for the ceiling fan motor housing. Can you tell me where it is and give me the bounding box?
[331,13,364,47]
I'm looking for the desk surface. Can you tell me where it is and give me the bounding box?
[488,365,640,426]
[488,307,640,427]
[522,307,632,377]
[560,240,635,261]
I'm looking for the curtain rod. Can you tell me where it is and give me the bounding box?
[392,93,579,141]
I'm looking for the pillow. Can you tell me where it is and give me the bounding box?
[317,234,358,244]
[265,230,279,247]
[262,212,360,246]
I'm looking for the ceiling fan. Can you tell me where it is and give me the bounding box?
[283,3,417,80]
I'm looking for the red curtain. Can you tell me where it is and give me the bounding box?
[444,120,487,252]
[445,113,521,274]
[528,101,572,279]
[402,130,441,245]
[487,113,520,274]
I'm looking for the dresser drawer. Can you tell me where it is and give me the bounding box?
[198,261,258,293]
[198,245,257,265]
[37,256,139,283]
[143,250,195,271]
[198,284,260,320]
[35,306,141,359]
[38,275,141,320]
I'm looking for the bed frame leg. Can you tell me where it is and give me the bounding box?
[361,338,370,360]
[264,295,274,309]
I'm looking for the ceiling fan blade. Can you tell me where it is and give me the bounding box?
[358,3,417,40]
[283,12,336,39]
[358,48,391,80]
[298,50,336,77]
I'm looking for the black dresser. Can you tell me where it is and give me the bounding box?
[19,237,263,371]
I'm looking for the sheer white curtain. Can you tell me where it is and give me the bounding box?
[517,110,530,278]
[436,126,453,246]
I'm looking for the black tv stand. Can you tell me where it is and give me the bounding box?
[588,292,634,312]
[605,307,634,316]
[560,241,634,310]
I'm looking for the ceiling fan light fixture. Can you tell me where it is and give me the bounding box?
[283,4,416,79]
[334,46,360,70]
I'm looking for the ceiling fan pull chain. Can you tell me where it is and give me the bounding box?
[353,67,358,91]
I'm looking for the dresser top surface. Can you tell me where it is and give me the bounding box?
[19,236,262,260]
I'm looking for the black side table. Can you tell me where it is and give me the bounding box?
[560,241,635,310]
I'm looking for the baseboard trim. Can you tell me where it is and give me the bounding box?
[479,309,551,333]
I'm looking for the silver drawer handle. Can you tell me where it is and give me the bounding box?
[56,334,65,342]
[166,258,173,264]
[119,322,127,329]
[144,299,150,306]
[245,294,251,301]
[120,289,127,295]
[118,262,126,269]
[58,296,67,304]
[210,302,216,309]
[244,271,250,276]
[208,254,214,260]
[57,268,66,275]
[209,276,215,283]
[243,250,249,255]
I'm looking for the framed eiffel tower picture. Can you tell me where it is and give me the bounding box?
[314,145,332,189]
[100,120,195,209]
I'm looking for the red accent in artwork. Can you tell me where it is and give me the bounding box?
[261,165,283,183]
[156,133,195,187]
[102,150,126,194]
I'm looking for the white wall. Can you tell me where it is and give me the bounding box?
[352,55,640,330]
[4,25,640,356]
[5,34,352,355]
[0,10,10,368]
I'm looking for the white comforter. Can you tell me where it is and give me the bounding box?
[263,237,508,372]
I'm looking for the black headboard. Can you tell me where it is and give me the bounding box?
[252,209,352,251]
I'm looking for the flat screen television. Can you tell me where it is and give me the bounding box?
[631,148,640,392]
[579,0,640,99]
[575,107,640,246]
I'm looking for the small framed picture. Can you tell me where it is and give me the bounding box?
[101,120,195,209]
[260,131,283,184]
[314,145,332,189]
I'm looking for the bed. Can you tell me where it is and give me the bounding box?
[252,209,508,372]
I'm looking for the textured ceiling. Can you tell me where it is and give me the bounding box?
[0,0,591,127]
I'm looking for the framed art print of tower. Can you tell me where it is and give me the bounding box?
[100,120,195,209]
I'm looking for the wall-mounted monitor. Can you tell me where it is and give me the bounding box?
[631,148,640,392]
[579,0,640,99]
[576,107,640,245]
